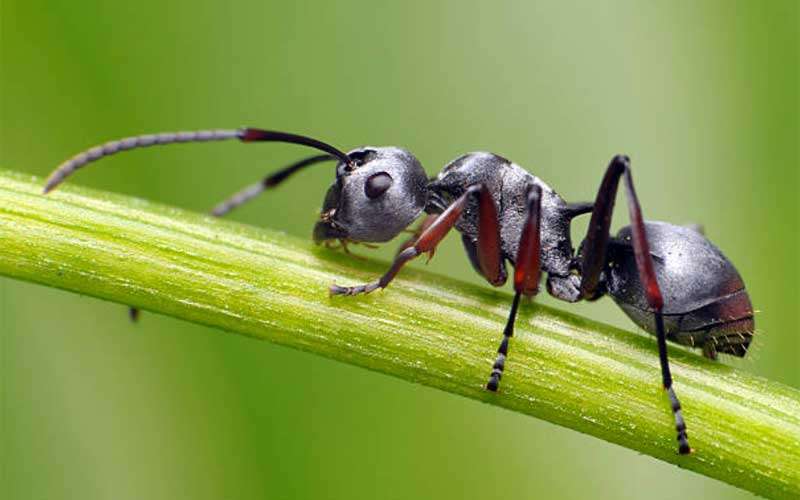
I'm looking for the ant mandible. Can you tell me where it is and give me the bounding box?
[45,127,756,455]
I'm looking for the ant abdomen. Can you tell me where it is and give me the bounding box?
[606,222,754,358]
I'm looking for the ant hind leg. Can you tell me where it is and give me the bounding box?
[577,155,691,454]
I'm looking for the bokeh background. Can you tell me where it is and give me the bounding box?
[1,1,797,499]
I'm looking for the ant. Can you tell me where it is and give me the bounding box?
[45,127,755,455]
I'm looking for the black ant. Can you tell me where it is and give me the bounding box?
[45,127,755,455]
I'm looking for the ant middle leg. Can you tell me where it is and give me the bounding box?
[486,185,542,391]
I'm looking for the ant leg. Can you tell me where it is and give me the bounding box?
[337,239,372,261]
[128,307,140,322]
[396,214,439,259]
[459,185,508,285]
[474,182,506,286]
[330,184,494,296]
[578,155,691,454]
[487,185,541,391]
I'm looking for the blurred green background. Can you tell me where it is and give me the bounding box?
[1,1,797,499]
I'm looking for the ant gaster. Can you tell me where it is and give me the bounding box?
[45,127,756,455]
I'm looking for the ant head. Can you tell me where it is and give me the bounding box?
[313,147,428,244]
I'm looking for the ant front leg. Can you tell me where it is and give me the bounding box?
[578,155,691,455]
[330,184,497,296]
[395,214,439,259]
[487,184,541,391]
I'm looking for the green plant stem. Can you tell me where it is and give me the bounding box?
[0,169,798,498]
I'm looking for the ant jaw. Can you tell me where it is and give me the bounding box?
[314,181,349,244]
[313,219,348,245]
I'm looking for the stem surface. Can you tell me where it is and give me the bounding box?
[0,170,797,499]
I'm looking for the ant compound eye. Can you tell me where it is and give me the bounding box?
[364,171,393,199]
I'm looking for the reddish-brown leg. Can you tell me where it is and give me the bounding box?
[578,155,690,455]
[395,214,439,259]
[486,184,542,391]
[475,183,506,286]
[330,184,505,295]
[457,185,508,285]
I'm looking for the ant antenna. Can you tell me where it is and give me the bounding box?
[237,128,351,166]
[210,154,335,216]
[43,127,353,193]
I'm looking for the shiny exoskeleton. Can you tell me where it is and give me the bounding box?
[46,127,755,455]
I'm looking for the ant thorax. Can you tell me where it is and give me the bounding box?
[427,152,578,281]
